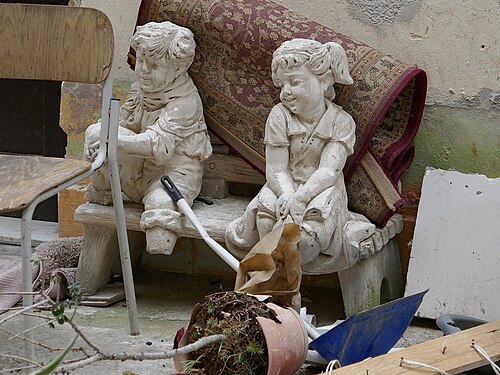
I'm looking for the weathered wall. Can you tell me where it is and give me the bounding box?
[274,0,500,190]
[81,0,500,187]
[72,0,499,279]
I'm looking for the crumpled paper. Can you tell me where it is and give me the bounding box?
[235,223,302,310]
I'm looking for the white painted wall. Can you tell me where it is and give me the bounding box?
[81,0,499,108]
[276,0,500,108]
[81,0,141,82]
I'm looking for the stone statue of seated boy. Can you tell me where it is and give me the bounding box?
[84,21,212,255]
[226,39,375,274]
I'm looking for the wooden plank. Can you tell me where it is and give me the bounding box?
[324,320,500,374]
[203,154,265,185]
[58,183,87,238]
[0,4,113,83]
[80,284,125,307]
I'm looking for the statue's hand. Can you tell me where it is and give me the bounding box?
[289,199,306,225]
[276,191,294,219]
[83,122,101,162]
[84,141,100,162]
[283,193,306,225]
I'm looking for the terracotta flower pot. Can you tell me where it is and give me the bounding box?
[174,293,308,375]
[257,301,309,375]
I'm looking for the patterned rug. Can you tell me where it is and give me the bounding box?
[128,0,427,226]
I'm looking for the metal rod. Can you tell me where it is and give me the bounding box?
[177,198,240,272]
[20,204,36,364]
[108,98,140,336]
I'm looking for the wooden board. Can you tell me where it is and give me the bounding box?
[80,284,125,307]
[0,4,113,83]
[321,320,500,374]
[58,183,87,238]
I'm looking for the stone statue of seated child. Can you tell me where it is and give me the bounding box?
[84,21,212,255]
[226,38,375,274]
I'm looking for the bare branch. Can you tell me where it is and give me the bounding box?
[0,353,40,366]
[65,317,102,354]
[55,334,226,373]
[8,318,57,340]
[0,291,40,295]
[0,299,50,325]
[0,364,38,374]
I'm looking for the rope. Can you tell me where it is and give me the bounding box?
[400,358,450,375]
[320,339,499,375]
[324,359,341,374]
[472,342,500,375]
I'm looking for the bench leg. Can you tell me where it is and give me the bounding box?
[76,224,144,295]
[338,238,404,317]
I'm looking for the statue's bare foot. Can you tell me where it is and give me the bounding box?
[146,227,177,255]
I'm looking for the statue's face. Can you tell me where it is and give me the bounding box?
[275,65,326,117]
[135,51,176,93]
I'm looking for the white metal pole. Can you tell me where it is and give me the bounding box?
[176,198,240,272]
[20,204,36,364]
[108,98,140,336]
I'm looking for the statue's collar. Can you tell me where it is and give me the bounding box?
[286,100,340,139]
[129,74,197,112]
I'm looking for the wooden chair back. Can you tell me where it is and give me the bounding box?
[0,4,113,83]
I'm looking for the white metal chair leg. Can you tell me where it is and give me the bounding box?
[21,205,36,363]
[108,99,140,335]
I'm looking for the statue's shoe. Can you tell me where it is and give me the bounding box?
[146,226,178,255]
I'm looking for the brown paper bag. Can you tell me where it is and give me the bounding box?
[235,223,302,310]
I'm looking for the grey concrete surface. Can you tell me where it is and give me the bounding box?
[0,262,444,374]
[0,235,445,374]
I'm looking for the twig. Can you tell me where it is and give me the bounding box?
[0,325,59,352]
[0,353,40,367]
[0,291,40,295]
[55,334,227,373]
[65,317,102,354]
[0,364,38,374]
[8,317,57,340]
[21,312,55,320]
[0,298,50,325]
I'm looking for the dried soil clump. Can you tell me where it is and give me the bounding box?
[184,291,277,374]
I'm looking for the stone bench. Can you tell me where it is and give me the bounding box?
[75,182,404,316]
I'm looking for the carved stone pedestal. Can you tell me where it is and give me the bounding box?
[76,220,145,295]
[338,237,404,317]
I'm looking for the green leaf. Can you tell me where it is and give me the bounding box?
[30,335,77,375]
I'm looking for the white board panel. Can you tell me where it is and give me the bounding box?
[405,168,500,320]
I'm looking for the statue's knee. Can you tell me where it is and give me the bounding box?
[297,230,322,265]
[143,190,174,212]
[256,210,276,238]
